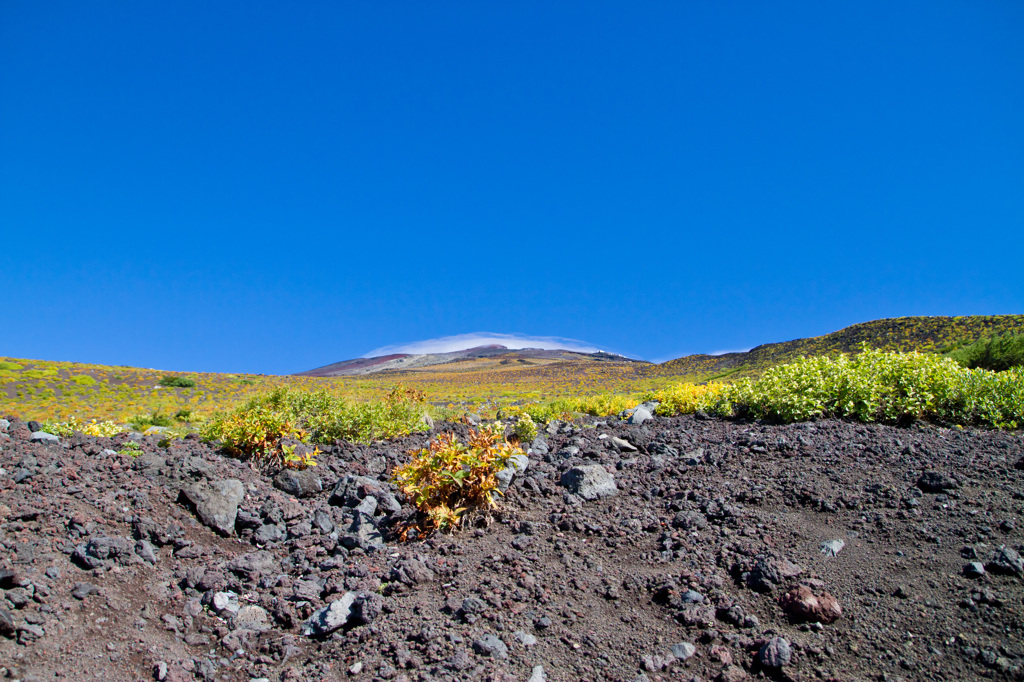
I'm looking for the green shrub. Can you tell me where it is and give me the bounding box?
[947,333,1024,371]
[174,409,193,422]
[723,348,1024,428]
[159,376,197,388]
[512,413,538,443]
[393,424,518,536]
[0,361,24,371]
[201,387,428,466]
[129,411,174,430]
[71,375,97,386]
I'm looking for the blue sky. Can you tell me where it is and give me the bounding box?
[2,1,1022,373]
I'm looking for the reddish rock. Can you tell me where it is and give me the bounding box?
[778,585,842,624]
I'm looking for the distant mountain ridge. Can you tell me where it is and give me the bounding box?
[661,314,1024,380]
[297,315,1024,381]
[295,345,643,377]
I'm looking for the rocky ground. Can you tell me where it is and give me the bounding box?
[1,410,1023,682]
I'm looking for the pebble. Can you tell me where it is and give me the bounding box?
[759,637,792,668]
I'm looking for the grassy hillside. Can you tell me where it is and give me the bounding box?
[660,314,1024,380]
[3,314,1021,425]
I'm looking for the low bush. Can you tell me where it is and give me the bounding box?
[201,386,427,468]
[947,333,1024,372]
[42,417,125,437]
[0,361,24,371]
[159,376,197,388]
[512,413,538,443]
[643,382,726,416]
[723,348,1024,428]
[129,412,175,430]
[393,423,519,536]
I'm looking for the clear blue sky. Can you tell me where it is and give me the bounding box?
[2,2,1022,374]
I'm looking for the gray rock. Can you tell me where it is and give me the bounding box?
[528,666,547,682]
[354,496,378,516]
[134,539,158,564]
[917,471,959,493]
[341,513,384,552]
[559,465,618,500]
[389,559,435,586]
[513,630,538,646]
[179,479,245,536]
[254,523,286,544]
[497,453,530,492]
[629,406,654,425]
[759,637,792,667]
[273,468,323,498]
[670,642,696,660]
[610,437,638,453]
[0,609,14,638]
[681,589,705,604]
[820,539,845,557]
[227,551,279,580]
[212,591,240,615]
[30,431,59,443]
[473,634,508,659]
[312,510,334,534]
[329,475,401,513]
[529,438,549,455]
[71,582,97,600]
[301,592,357,636]
[73,537,134,568]
[683,448,704,465]
[987,546,1024,576]
[964,561,986,578]
[233,605,271,633]
[0,419,9,432]
[744,555,803,592]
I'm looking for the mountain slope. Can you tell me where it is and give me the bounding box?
[661,314,1024,379]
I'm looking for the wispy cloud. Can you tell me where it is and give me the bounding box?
[363,332,612,358]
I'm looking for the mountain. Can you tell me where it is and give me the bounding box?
[660,314,1024,380]
[295,345,645,377]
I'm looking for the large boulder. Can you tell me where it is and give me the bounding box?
[559,465,618,500]
[179,479,245,536]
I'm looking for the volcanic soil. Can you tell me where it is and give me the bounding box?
[1,411,1022,682]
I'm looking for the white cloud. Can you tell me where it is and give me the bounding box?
[363,332,610,358]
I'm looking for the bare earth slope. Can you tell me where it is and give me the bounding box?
[1,415,1022,682]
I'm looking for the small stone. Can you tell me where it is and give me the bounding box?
[963,562,986,578]
[987,546,1024,576]
[528,666,547,682]
[559,465,618,500]
[670,642,697,660]
[72,582,97,600]
[819,539,845,557]
[301,592,357,636]
[917,471,959,493]
[472,634,508,659]
[513,630,538,646]
[759,637,792,667]
[348,662,363,675]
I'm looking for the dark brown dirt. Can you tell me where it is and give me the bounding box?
[1,412,1022,682]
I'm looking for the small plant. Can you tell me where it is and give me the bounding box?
[643,382,726,416]
[174,409,193,422]
[118,440,143,457]
[158,376,197,388]
[129,412,174,430]
[512,413,538,443]
[42,416,125,437]
[393,423,520,537]
[282,443,320,469]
